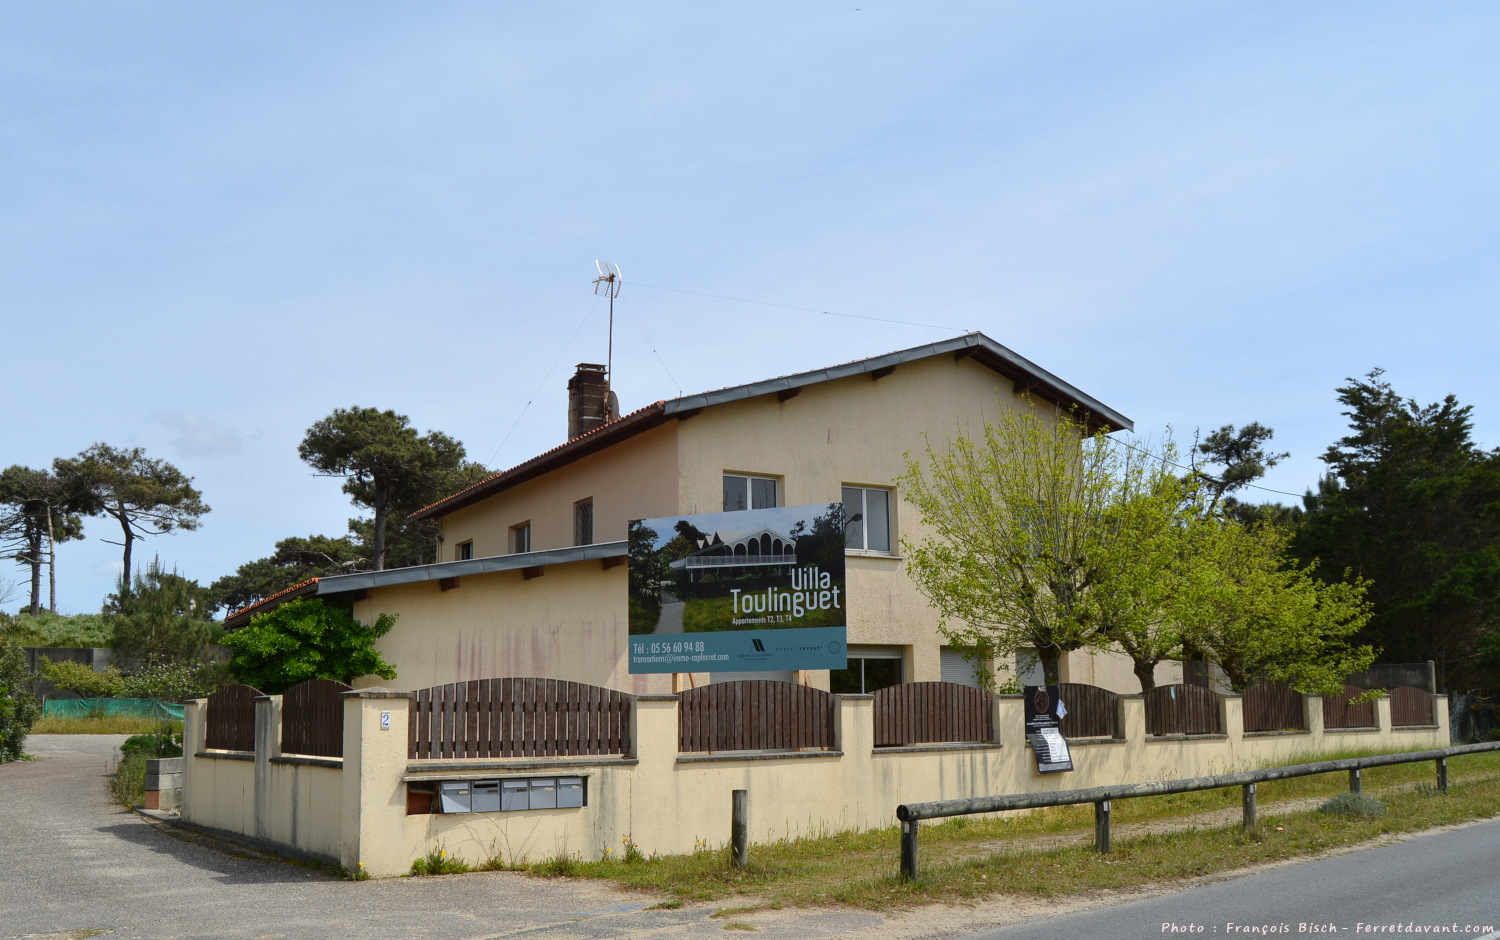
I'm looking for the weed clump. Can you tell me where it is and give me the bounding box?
[410,847,471,876]
[1318,792,1386,818]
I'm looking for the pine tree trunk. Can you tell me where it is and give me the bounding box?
[117,504,135,594]
[372,481,389,571]
[27,528,42,616]
[45,503,57,613]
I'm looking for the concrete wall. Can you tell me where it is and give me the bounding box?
[181,685,1450,878]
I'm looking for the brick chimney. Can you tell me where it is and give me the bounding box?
[568,363,619,439]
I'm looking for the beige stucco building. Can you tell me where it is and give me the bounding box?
[232,332,1157,696]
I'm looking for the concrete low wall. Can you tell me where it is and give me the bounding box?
[180,687,1449,878]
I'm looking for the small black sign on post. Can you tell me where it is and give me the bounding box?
[1024,684,1074,774]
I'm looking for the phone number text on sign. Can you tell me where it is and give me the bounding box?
[633,640,706,655]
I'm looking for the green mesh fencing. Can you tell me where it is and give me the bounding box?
[43,698,185,721]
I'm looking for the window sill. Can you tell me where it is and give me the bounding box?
[845,550,902,560]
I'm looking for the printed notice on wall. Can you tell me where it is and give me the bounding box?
[1023,685,1074,774]
[626,503,848,674]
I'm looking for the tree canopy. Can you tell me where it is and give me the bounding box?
[207,534,366,614]
[105,557,219,670]
[899,403,1144,684]
[901,401,1374,693]
[0,465,86,614]
[1294,370,1500,689]
[222,597,396,693]
[53,444,209,591]
[299,407,485,570]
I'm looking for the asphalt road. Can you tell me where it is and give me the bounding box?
[961,817,1500,940]
[0,735,883,940]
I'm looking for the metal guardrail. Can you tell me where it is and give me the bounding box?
[894,740,1500,880]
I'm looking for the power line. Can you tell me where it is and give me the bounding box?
[629,279,969,333]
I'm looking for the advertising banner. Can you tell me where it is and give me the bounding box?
[626,502,849,674]
[1023,684,1074,774]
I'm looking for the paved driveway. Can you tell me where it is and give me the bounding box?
[0,735,889,940]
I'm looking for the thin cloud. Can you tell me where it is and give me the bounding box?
[153,413,245,458]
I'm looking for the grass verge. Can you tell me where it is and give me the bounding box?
[34,715,184,735]
[529,750,1500,911]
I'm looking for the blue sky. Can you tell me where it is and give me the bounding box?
[4,3,1497,615]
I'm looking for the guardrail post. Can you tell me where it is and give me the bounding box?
[1094,800,1111,853]
[731,790,748,869]
[900,818,919,881]
[1242,783,1256,829]
[1348,768,1362,794]
[1436,757,1448,793]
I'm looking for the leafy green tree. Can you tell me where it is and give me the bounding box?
[299,408,485,570]
[54,445,209,592]
[0,466,86,615]
[222,597,396,693]
[106,558,218,670]
[0,636,41,762]
[1184,522,1375,692]
[1294,371,1500,689]
[208,534,366,614]
[41,659,124,698]
[900,403,1137,684]
[1089,452,1210,693]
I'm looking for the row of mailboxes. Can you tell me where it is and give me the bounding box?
[437,776,585,814]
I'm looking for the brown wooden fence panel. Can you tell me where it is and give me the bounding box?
[407,678,631,760]
[1144,683,1222,735]
[1242,684,1307,733]
[280,678,351,758]
[1323,684,1376,729]
[1389,686,1435,727]
[873,682,992,746]
[1057,683,1120,738]
[678,680,834,752]
[205,683,261,752]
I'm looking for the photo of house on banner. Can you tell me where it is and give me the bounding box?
[627,502,849,674]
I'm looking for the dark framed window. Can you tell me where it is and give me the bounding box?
[455,540,474,561]
[723,474,778,512]
[831,647,904,695]
[573,499,593,545]
[511,522,531,554]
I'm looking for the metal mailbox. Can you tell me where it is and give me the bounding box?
[439,781,471,814]
[529,777,557,810]
[557,777,584,808]
[501,778,530,812]
[470,779,500,813]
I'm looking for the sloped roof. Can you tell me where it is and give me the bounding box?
[410,331,1131,522]
[223,577,321,630]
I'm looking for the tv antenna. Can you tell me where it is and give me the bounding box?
[593,261,622,382]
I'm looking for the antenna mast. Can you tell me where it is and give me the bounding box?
[592,261,622,382]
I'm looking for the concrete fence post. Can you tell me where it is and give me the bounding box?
[253,694,283,841]
[340,689,413,878]
[731,789,748,869]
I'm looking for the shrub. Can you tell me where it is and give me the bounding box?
[0,637,41,762]
[1318,791,1387,818]
[43,659,124,698]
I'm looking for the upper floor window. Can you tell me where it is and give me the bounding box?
[455,540,474,561]
[723,473,778,512]
[842,485,892,553]
[574,499,594,545]
[511,522,531,554]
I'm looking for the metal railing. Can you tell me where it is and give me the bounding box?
[894,740,1500,880]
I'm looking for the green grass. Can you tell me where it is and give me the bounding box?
[525,750,1500,911]
[34,715,184,735]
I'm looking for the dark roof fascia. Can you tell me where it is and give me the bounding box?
[314,541,628,594]
[411,332,1131,522]
[663,333,1132,432]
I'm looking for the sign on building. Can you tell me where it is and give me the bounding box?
[626,503,849,674]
